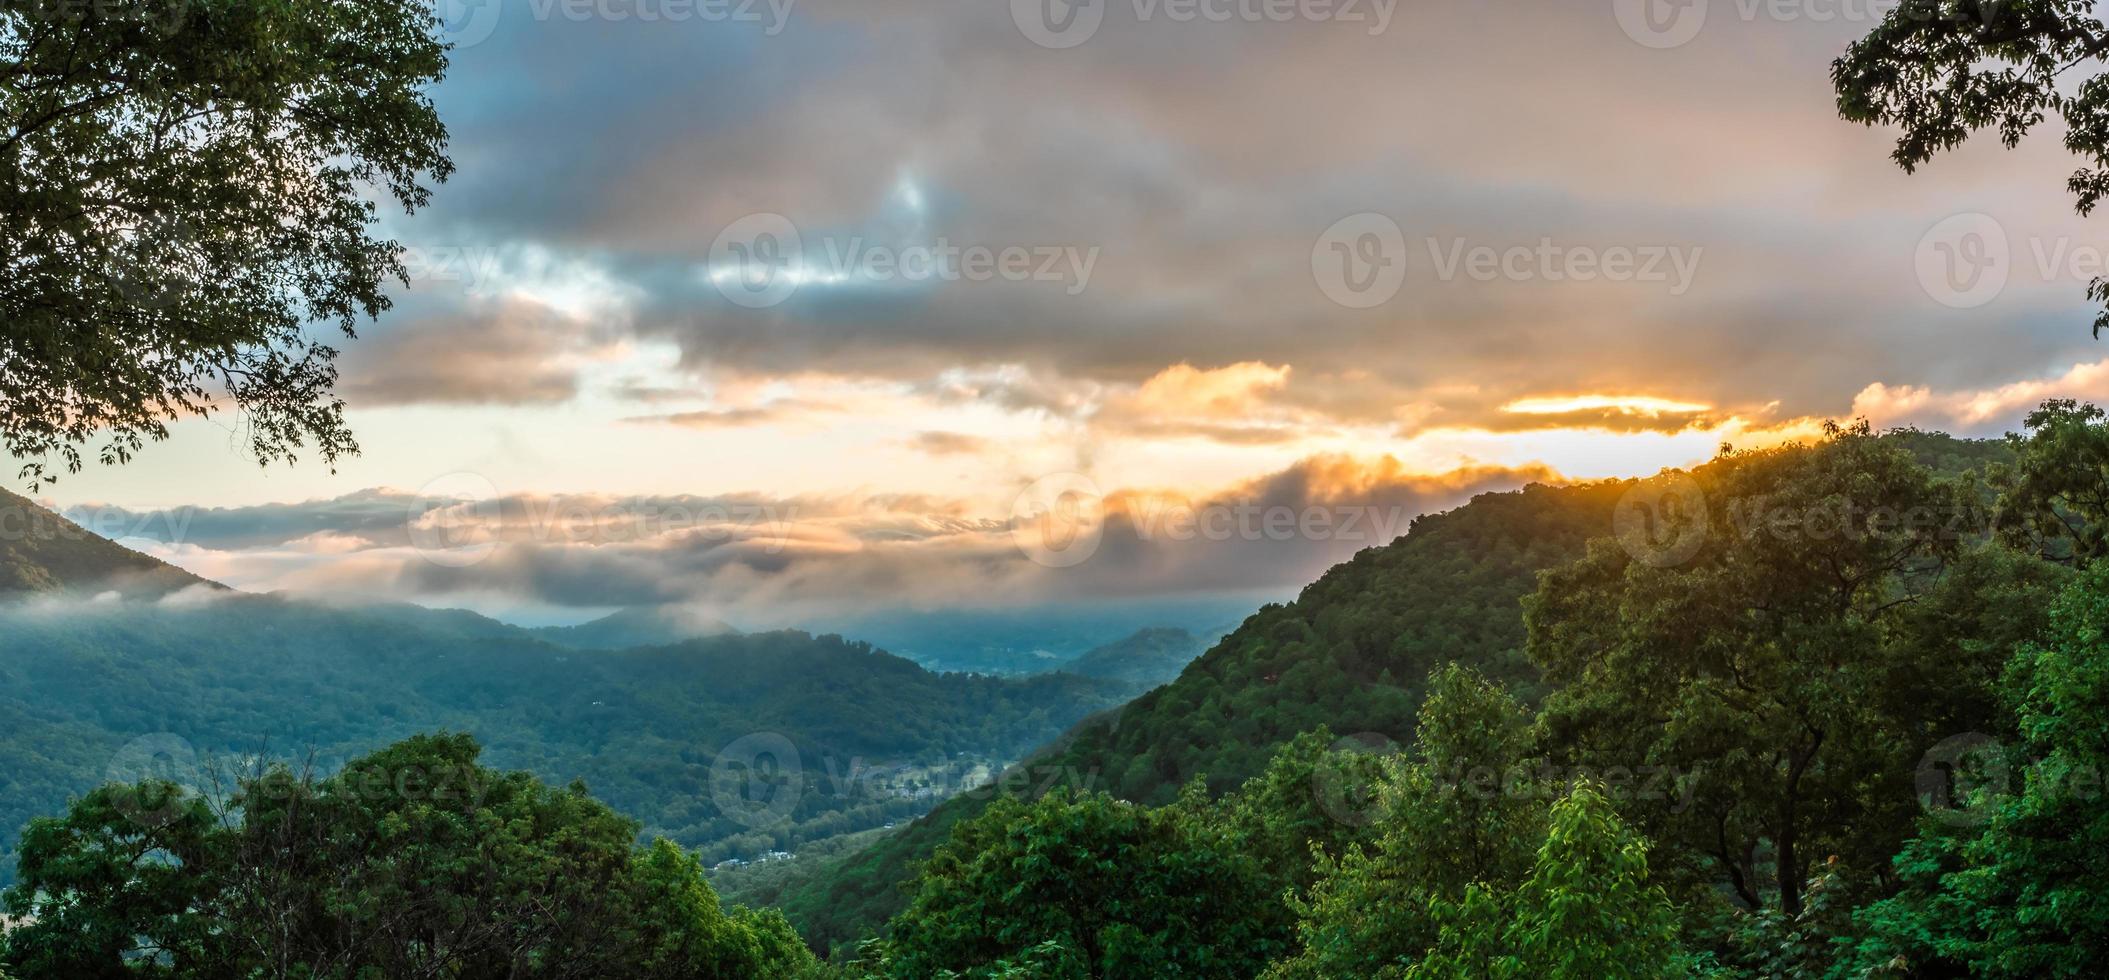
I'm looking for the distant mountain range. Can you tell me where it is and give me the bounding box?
[0,492,1136,888]
[526,605,738,650]
[800,599,1264,676]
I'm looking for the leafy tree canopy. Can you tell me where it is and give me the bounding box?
[1528,422,2065,917]
[871,787,1286,979]
[0,0,452,484]
[1405,782,1686,980]
[1849,560,2109,977]
[1836,0,2109,335]
[0,733,814,979]
[1991,399,2109,562]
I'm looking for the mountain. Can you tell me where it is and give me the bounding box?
[0,504,1137,887]
[765,431,2022,952]
[0,488,215,597]
[763,479,1630,949]
[528,605,737,650]
[1057,627,1211,689]
[0,595,1132,885]
[802,597,1264,676]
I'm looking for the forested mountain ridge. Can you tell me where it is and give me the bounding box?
[0,489,214,597]
[808,419,2105,976]
[772,432,2018,952]
[1060,429,2010,806]
[771,478,1633,949]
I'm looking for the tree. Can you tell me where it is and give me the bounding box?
[1991,399,2109,563]
[1212,727,1388,898]
[1836,2,2109,336]
[1848,561,2109,977]
[1526,425,2061,916]
[0,781,222,979]
[0,0,453,484]
[1406,782,1687,980]
[876,788,1284,979]
[1265,666,1547,979]
[0,733,815,979]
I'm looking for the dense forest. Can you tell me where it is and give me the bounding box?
[4,733,821,978]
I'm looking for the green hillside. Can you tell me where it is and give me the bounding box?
[0,489,212,597]
[765,478,1632,950]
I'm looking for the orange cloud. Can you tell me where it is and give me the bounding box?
[1852,358,2109,433]
[1124,362,1292,417]
[1091,362,1315,444]
[1502,395,1713,416]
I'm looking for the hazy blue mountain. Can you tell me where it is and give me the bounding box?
[804,597,1266,676]
[1058,627,1213,689]
[528,605,738,650]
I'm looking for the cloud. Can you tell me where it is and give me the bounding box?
[377,0,2103,436]
[65,0,2109,581]
[1852,358,2109,435]
[909,431,991,456]
[624,402,840,429]
[1461,394,1732,435]
[1123,362,1292,417]
[336,299,617,408]
[1085,362,1320,444]
[97,457,1563,624]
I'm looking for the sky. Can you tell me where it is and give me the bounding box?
[27,0,2109,625]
